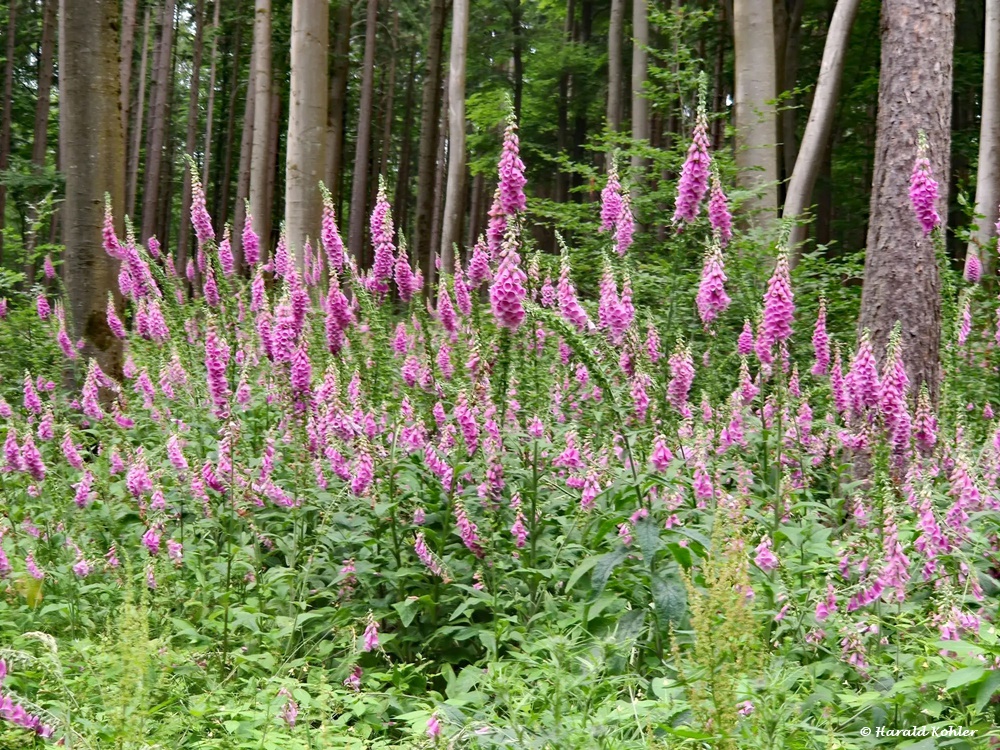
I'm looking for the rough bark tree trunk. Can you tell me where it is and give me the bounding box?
[32,0,56,168]
[440,0,469,276]
[732,0,779,225]
[606,0,624,138]
[858,0,955,399]
[285,0,329,271]
[347,0,379,266]
[127,6,151,219]
[0,0,17,266]
[429,72,449,288]
[378,12,400,182]
[325,0,352,208]
[232,41,256,271]
[394,52,417,236]
[120,0,139,137]
[176,0,206,274]
[141,0,177,243]
[630,0,649,211]
[414,0,446,288]
[202,0,222,187]
[784,0,861,258]
[967,0,1000,274]
[59,0,126,379]
[216,15,244,231]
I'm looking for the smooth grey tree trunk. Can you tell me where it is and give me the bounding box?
[440,0,469,276]
[858,0,955,399]
[285,0,329,271]
[325,0,352,208]
[249,0,272,258]
[177,0,206,273]
[347,0,379,266]
[119,0,139,137]
[140,0,176,243]
[967,0,1000,274]
[606,0,624,139]
[630,0,649,181]
[202,0,222,187]
[127,7,151,219]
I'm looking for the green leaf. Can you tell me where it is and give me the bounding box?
[566,555,602,594]
[975,670,1000,712]
[393,598,419,628]
[615,608,646,643]
[946,664,985,690]
[651,573,687,628]
[634,517,662,563]
[478,630,497,655]
[590,545,630,597]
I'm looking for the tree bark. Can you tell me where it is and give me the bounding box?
[325,0,352,208]
[967,0,1000,273]
[347,0,379,266]
[216,13,244,230]
[512,0,523,122]
[202,0,222,187]
[858,0,955,399]
[0,0,17,266]
[440,0,469,275]
[32,0,57,167]
[732,0,779,225]
[378,11,400,182]
[141,0,177,243]
[119,0,139,137]
[285,0,329,271]
[263,89,280,250]
[59,0,126,378]
[606,0,624,136]
[784,0,861,258]
[556,0,575,204]
[780,0,805,189]
[249,0,272,258]
[630,0,649,200]
[414,0,446,289]
[429,72,449,287]
[127,6,151,220]
[394,51,417,236]
[232,40,256,271]
[177,0,207,274]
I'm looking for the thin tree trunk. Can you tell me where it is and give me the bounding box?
[0,0,17,266]
[968,0,1000,274]
[120,0,139,137]
[466,171,484,247]
[33,0,56,167]
[858,0,955,399]
[249,0,272,257]
[732,0,779,226]
[59,0,126,378]
[141,0,177,243]
[347,0,379,266]
[394,51,417,236]
[781,0,805,187]
[285,0,329,271]
[784,0,861,258]
[232,41,256,271]
[711,0,727,149]
[378,12,400,182]
[606,0,624,137]
[177,0,207,274]
[512,0,523,122]
[202,0,222,187]
[263,90,280,250]
[630,0,649,206]
[414,0,447,288]
[440,0,469,275]
[217,15,244,230]
[556,0,575,204]
[157,9,179,249]
[429,72,449,289]
[325,0,352,206]
[127,7,151,219]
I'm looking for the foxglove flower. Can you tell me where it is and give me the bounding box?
[762,251,794,346]
[878,329,911,452]
[467,237,492,287]
[696,244,730,328]
[243,203,260,266]
[320,183,345,272]
[754,537,779,572]
[370,178,396,287]
[811,299,830,376]
[497,116,527,215]
[673,104,710,225]
[362,616,380,652]
[737,319,754,357]
[188,162,215,246]
[910,134,941,235]
[708,167,732,246]
[667,343,695,417]
[489,226,527,330]
[218,226,235,277]
[964,252,981,284]
[394,240,417,302]
[204,327,231,418]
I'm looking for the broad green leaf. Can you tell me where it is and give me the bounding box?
[590,545,630,597]
[651,573,687,628]
[946,664,985,690]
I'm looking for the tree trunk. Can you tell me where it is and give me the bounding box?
[347,0,379,266]
[429,72,449,287]
[466,171,484,247]
[440,0,469,275]
[177,0,207,274]
[156,11,179,249]
[0,0,17,266]
[32,0,56,167]
[512,0,523,122]
[630,0,649,200]
[378,12,400,182]
[120,0,139,137]
[202,0,222,187]
[325,0,352,207]
[780,0,805,190]
[59,0,126,378]
[249,0,272,258]
[394,51,417,235]
[858,0,955,399]
[216,14,244,230]
[606,0,624,136]
[732,0,779,225]
[141,0,177,243]
[127,6,151,220]
[414,0,446,288]
[784,0,861,258]
[232,41,256,271]
[285,0,329,271]
[263,90,280,250]
[967,0,1000,274]
[556,0,575,204]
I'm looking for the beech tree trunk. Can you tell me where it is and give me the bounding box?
[429,72,449,287]
[967,0,1000,274]
[249,0,272,257]
[32,0,56,167]
[347,0,379,266]
[202,0,222,187]
[216,15,244,231]
[630,0,649,206]
[414,0,447,289]
[177,0,207,273]
[858,0,955,399]
[732,0,779,225]
[0,0,17,266]
[141,0,177,243]
[232,41,256,271]
[120,0,139,137]
[285,0,329,271]
[127,7,151,220]
[440,0,469,276]
[784,0,862,258]
[325,0,352,208]
[59,0,126,378]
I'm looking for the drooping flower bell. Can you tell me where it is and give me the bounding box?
[910,132,941,235]
[673,76,711,225]
[319,182,345,273]
[489,224,527,330]
[811,298,830,376]
[370,176,396,289]
[696,243,730,328]
[708,164,733,246]
[762,250,795,347]
[497,113,527,216]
